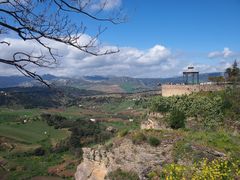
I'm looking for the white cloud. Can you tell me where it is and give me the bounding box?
[2,37,237,79]
[208,47,233,58]
[0,36,181,78]
[91,0,121,11]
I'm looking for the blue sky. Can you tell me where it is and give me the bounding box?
[0,0,240,78]
[103,0,240,51]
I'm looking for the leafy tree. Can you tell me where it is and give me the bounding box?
[225,60,240,83]
[168,109,185,129]
[150,93,224,129]
[150,96,170,113]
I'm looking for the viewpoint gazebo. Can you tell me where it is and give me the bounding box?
[183,66,199,85]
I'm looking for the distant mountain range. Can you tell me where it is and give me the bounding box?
[0,72,223,93]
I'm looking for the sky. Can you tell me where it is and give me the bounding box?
[0,0,240,78]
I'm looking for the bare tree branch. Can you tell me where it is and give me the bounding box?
[0,0,124,86]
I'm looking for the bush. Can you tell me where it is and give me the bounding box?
[150,96,170,113]
[168,109,185,129]
[161,159,240,179]
[118,129,129,137]
[148,136,160,147]
[132,132,146,144]
[149,93,225,129]
[33,147,45,156]
[106,168,139,180]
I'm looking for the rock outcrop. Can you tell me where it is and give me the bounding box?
[75,138,174,180]
[141,112,169,130]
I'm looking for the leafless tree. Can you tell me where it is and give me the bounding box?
[0,0,125,86]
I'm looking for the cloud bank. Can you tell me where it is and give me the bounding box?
[0,36,239,78]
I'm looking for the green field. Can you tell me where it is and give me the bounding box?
[0,108,73,180]
[0,120,69,144]
[0,108,41,122]
[102,99,135,113]
[120,83,135,93]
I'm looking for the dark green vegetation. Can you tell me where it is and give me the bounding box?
[168,109,186,129]
[149,87,240,129]
[0,86,104,108]
[147,136,161,147]
[106,168,140,180]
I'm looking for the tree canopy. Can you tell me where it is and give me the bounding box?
[225,60,240,83]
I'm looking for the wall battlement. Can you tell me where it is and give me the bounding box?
[161,84,225,97]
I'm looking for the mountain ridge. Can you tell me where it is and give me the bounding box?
[0,72,223,93]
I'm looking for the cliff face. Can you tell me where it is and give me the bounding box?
[75,138,174,180]
[140,112,169,130]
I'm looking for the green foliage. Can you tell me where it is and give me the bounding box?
[134,98,148,109]
[106,168,140,180]
[149,96,170,113]
[225,60,240,83]
[147,171,158,179]
[132,132,146,144]
[149,93,224,129]
[118,129,129,137]
[5,151,66,180]
[147,136,160,146]
[173,130,240,161]
[41,113,74,129]
[69,119,112,149]
[222,87,240,121]
[168,109,186,129]
[161,159,240,179]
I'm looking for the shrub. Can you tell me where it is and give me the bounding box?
[161,159,240,179]
[168,109,185,129]
[132,132,146,144]
[149,93,225,129]
[33,147,45,156]
[118,129,129,137]
[150,96,170,113]
[147,171,158,179]
[148,136,160,147]
[106,168,139,180]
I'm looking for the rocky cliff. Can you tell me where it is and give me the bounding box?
[75,138,174,180]
[140,112,169,130]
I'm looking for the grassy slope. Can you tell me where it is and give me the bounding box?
[120,83,135,93]
[0,108,40,122]
[0,121,69,144]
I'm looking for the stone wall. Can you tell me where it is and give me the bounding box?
[161,84,225,97]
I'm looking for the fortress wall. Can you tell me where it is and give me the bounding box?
[161,84,225,97]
